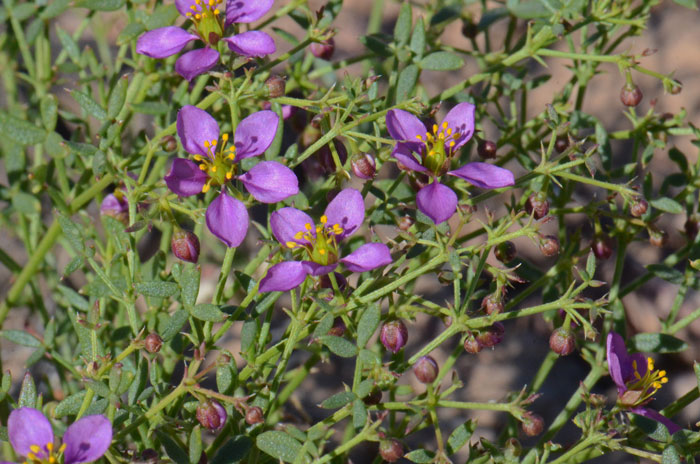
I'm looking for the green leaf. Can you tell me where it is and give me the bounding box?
[12,192,41,215]
[117,22,146,45]
[135,281,179,298]
[40,95,58,131]
[107,75,129,119]
[240,319,257,352]
[405,449,435,463]
[694,362,700,394]
[216,362,237,394]
[320,391,356,409]
[0,330,42,348]
[631,333,687,353]
[70,89,108,121]
[360,34,393,57]
[668,148,688,172]
[55,391,87,417]
[507,0,551,18]
[58,285,90,311]
[0,112,47,145]
[409,17,425,57]
[357,304,380,348]
[162,309,189,341]
[180,266,201,306]
[211,436,251,464]
[647,264,684,284]
[40,0,71,19]
[672,0,697,8]
[393,3,412,46]
[396,64,419,104]
[87,380,111,398]
[352,399,367,429]
[650,197,684,214]
[256,431,303,463]
[190,304,226,322]
[130,101,170,115]
[662,444,681,464]
[18,373,37,408]
[157,430,189,464]
[189,427,202,464]
[313,313,335,338]
[75,0,126,11]
[446,420,475,455]
[57,214,85,253]
[319,335,358,357]
[145,4,180,30]
[419,52,464,71]
[56,26,80,63]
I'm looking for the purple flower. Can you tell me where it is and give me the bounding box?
[386,103,515,224]
[3,407,112,464]
[606,331,680,434]
[165,105,298,248]
[259,188,392,292]
[136,0,276,81]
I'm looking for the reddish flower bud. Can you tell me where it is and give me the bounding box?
[265,75,286,98]
[525,192,549,220]
[380,320,408,353]
[379,438,404,462]
[196,400,227,432]
[620,83,643,107]
[463,334,482,354]
[310,38,335,60]
[477,140,497,159]
[591,235,613,260]
[520,412,545,436]
[482,294,503,315]
[549,327,575,356]
[362,386,382,406]
[630,198,648,217]
[495,241,516,263]
[171,229,200,264]
[351,153,376,179]
[649,227,668,248]
[539,235,560,257]
[555,136,569,153]
[245,406,264,425]
[413,356,439,383]
[327,317,347,337]
[476,322,504,348]
[144,333,163,353]
[161,135,178,152]
[398,216,414,231]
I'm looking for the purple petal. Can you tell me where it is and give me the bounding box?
[448,162,515,189]
[302,261,338,276]
[226,0,274,25]
[234,110,279,159]
[393,143,427,173]
[205,193,249,248]
[606,331,631,392]
[164,158,208,197]
[270,207,315,246]
[63,415,112,464]
[259,261,309,292]
[386,109,427,146]
[323,188,365,240]
[175,47,219,81]
[239,161,298,203]
[100,193,128,216]
[341,243,392,272]
[136,27,198,59]
[174,0,197,16]
[177,106,219,158]
[416,182,457,224]
[442,102,475,151]
[8,408,53,458]
[630,407,681,435]
[223,31,276,57]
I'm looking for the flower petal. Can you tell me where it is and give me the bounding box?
[341,243,392,272]
[393,143,427,173]
[324,188,365,240]
[205,193,249,248]
[164,158,208,196]
[448,162,514,189]
[226,0,274,25]
[177,106,220,158]
[606,331,631,392]
[8,407,53,458]
[234,110,279,159]
[416,182,457,224]
[259,261,309,292]
[630,407,681,435]
[223,31,276,57]
[386,109,427,144]
[239,161,298,203]
[100,193,128,216]
[136,27,198,59]
[302,261,338,276]
[270,207,315,246]
[442,102,475,151]
[175,0,197,16]
[175,47,220,81]
[63,415,112,464]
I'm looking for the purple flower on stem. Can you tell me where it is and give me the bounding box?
[386,103,515,224]
[136,0,276,81]
[259,188,392,292]
[3,407,112,464]
[165,105,298,248]
[606,331,680,434]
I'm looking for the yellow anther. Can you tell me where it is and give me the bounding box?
[201,12,207,17]
[195,13,201,19]
[305,223,312,231]
[193,154,203,161]
[449,141,455,147]
[211,139,217,146]
[209,0,214,5]
[27,454,36,461]
[661,377,668,384]
[294,231,304,240]
[211,166,217,173]
[221,133,229,142]
[30,445,41,453]
[432,124,438,133]
[214,9,220,14]
[658,370,667,377]
[49,458,56,464]
[228,153,235,160]
[186,12,192,16]
[226,171,233,180]
[190,4,197,9]
[229,146,236,152]
[195,0,201,4]
[199,164,207,171]
[59,444,66,453]
[653,382,661,389]
[320,215,328,224]
[46,443,53,452]
[438,132,445,139]
[442,121,448,129]
[428,150,435,157]
[446,128,452,135]
[202,184,210,193]
[319,249,326,255]
[453,132,460,139]
[416,135,423,141]
[286,241,297,248]
[204,140,210,148]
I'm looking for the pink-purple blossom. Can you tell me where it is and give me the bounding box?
[386,103,514,224]
[165,105,298,248]
[136,0,276,81]
[259,188,392,292]
[2,407,112,464]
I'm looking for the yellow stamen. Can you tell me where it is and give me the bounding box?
[442,121,448,129]
[293,231,304,240]
[228,153,235,160]
[190,4,197,9]
[305,223,312,231]
[204,140,210,148]
[449,141,455,147]
[211,166,217,173]
[186,12,192,16]
[199,164,207,171]
[211,139,217,146]
[49,458,56,464]
[446,128,452,135]
[226,172,232,180]
[59,444,66,453]
[30,445,41,453]
[320,215,328,224]
[286,241,297,248]
[193,154,203,161]
[202,184,210,193]
[46,443,53,452]
[319,249,326,255]
[27,454,36,461]
[201,12,207,17]
[221,133,229,142]
[432,124,438,133]
[214,9,220,14]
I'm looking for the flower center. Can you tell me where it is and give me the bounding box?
[619,357,669,408]
[416,121,461,176]
[185,0,224,46]
[25,442,66,464]
[192,133,237,193]
[286,215,344,266]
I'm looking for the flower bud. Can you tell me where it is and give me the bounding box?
[482,294,503,315]
[463,334,482,354]
[196,400,227,432]
[171,229,200,264]
[100,193,129,224]
[549,327,575,356]
[630,198,648,217]
[413,356,439,383]
[351,153,376,179]
[380,320,408,353]
[520,412,544,436]
[362,386,382,406]
[265,75,286,98]
[477,140,497,159]
[555,136,569,153]
[398,216,414,231]
[539,235,560,257]
[379,438,404,462]
[245,406,264,425]
[476,322,504,348]
[649,227,668,248]
[144,333,163,353]
[620,83,643,107]
[310,38,335,60]
[525,192,549,219]
[161,135,178,152]
[327,317,347,337]
[591,235,613,260]
[494,241,516,263]
[461,19,478,39]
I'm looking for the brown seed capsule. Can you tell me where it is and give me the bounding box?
[476,322,505,348]
[310,38,335,60]
[398,216,414,231]
[351,153,376,179]
[245,406,264,425]
[620,83,643,107]
[378,438,404,462]
[591,235,613,260]
[265,75,286,98]
[144,333,163,353]
[362,386,382,406]
[649,227,668,248]
[494,241,516,263]
[477,140,497,159]
[549,327,575,356]
[171,229,200,264]
[196,400,227,432]
[482,294,503,315]
[630,198,648,217]
[380,320,408,353]
[463,334,482,354]
[684,215,699,240]
[520,412,544,436]
[461,19,478,39]
[555,136,569,153]
[413,356,439,383]
[161,135,178,152]
[539,235,560,257]
[525,192,549,219]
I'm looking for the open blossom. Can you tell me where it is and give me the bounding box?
[259,188,392,292]
[136,0,276,81]
[3,407,112,464]
[165,105,298,248]
[606,331,680,434]
[386,103,514,224]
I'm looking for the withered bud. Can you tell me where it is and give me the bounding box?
[316,139,347,174]
[648,227,668,248]
[539,235,560,257]
[461,19,478,39]
[380,320,408,353]
[505,438,522,457]
[245,406,264,425]
[135,449,159,464]
[549,327,575,356]
[161,135,178,152]
[476,322,504,348]
[378,438,404,462]
[482,294,503,315]
[555,136,569,153]
[327,317,347,337]
[171,229,200,264]
[620,83,643,107]
[300,124,321,148]
[684,215,699,240]
[351,153,376,179]
[494,241,516,263]
[520,412,545,437]
[144,333,163,353]
[525,192,549,219]
[670,80,682,95]
[398,216,414,231]
[463,334,482,354]
[362,386,382,406]
[196,400,227,432]
[413,356,439,384]
[310,38,335,60]
[630,198,648,217]
[265,75,286,98]
[591,235,613,260]
[477,140,497,159]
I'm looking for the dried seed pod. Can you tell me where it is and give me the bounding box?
[476,322,505,348]
[620,83,643,107]
[630,198,648,217]
[144,333,163,353]
[463,334,482,354]
[482,294,503,315]
[413,356,439,383]
[379,438,404,462]
[265,75,286,98]
[327,317,347,337]
[461,19,478,39]
[554,136,569,153]
[539,235,560,257]
[525,192,549,219]
[398,216,414,231]
[477,140,497,159]
[495,241,516,263]
[196,400,227,432]
[161,135,178,152]
[310,38,335,60]
[549,327,575,356]
[380,320,408,353]
[591,235,613,260]
[171,229,200,263]
[649,227,668,248]
[362,387,382,406]
[520,412,545,436]
[351,153,376,179]
[245,406,264,425]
